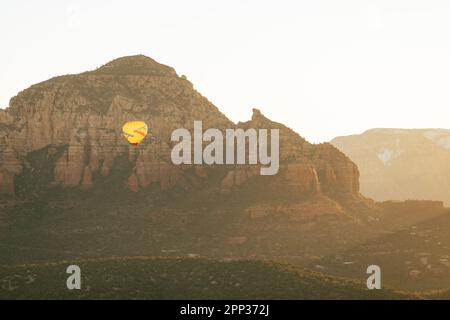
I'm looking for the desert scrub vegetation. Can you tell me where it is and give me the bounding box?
[0,257,416,300]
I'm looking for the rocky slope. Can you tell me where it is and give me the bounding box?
[331,129,450,205]
[0,55,378,272]
[0,55,363,212]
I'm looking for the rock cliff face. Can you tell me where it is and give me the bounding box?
[0,55,362,210]
[230,108,360,199]
[0,55,231,195]
[331,129,450,205]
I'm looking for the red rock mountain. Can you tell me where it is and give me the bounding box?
[0,55,363,211]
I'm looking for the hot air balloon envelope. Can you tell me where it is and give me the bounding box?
[122,121,148,145]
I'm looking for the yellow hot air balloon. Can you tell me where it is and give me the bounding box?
[122,121,148,145]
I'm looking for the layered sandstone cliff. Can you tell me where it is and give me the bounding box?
[0,55,362,211]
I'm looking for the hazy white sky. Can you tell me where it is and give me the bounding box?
[1,0,450,142]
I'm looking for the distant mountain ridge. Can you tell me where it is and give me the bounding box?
[331,128,450,205]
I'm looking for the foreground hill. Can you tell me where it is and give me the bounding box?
[331,128,450,205]
[0,257,413,300]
